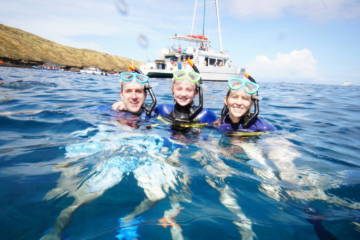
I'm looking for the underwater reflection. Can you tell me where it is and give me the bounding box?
[40,124,191,240]
[205,133,360,238]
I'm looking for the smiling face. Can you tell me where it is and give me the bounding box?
[120,81,146,113]
[172,80,197,107]
[224,89,252,123]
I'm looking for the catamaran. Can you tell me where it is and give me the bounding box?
[140,0,242,81]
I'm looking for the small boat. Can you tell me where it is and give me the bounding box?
[140,0,241,81]
[80,67,104,75]
[32,63,64,71]
[342,81,353,86]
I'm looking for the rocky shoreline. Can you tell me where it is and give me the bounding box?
[0,24,140,74]
[0,56,109,74]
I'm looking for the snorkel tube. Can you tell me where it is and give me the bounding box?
[128,65,157,117]
[221,69,260,128]
[186,58,204,121]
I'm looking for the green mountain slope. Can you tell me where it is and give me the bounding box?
[0,24,140,71]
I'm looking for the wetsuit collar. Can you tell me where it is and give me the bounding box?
[124,108,143,117]
[223,113,249,130]
[171,103,193,123]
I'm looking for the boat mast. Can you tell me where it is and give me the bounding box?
[191,0,198,35]
[215,0,223,52]
[202,0,206,36]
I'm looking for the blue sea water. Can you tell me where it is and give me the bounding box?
[0,66,359,240]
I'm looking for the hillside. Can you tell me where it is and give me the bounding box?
[0,24,140,72]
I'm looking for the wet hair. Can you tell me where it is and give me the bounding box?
[120,81,146,94]
[171,79,199,94]
[225,89,254,100]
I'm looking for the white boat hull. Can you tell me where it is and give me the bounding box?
[141,64,241,81]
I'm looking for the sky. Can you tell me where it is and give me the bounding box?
[0,0,359,84]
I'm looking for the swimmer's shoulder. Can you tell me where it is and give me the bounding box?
[155,104,174,116]
[251,117,276,131]
[193,108,217,123]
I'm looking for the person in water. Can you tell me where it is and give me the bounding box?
[191,76,276,240]
[211,76,357,239]
[118,72,146,114]
[109,71,156,128]
[217,77,275,135]
[112,71,156,115]
[155,70,216,128]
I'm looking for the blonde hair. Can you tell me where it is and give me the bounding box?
[171,79,198,94]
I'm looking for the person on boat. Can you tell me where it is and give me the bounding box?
[110,71,156,127]
[216,76,275,135]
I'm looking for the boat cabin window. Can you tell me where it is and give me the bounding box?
[209,58,216,66]
[203,57,227,67]
[156,62,166,70]
[180,55,193,61]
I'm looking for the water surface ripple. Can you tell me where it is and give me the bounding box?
[0,67,359,240]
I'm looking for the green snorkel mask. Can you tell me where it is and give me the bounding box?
[221,69,260,128]
[119,71,157,117]
[172,70,201,85]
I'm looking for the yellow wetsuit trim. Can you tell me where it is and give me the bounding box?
[157,116,209,128]
[226,131,268,137]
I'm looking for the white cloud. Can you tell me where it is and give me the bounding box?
[226,0,360,21]
[245,49,320,82]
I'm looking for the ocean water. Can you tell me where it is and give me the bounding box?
[0,66,359,240]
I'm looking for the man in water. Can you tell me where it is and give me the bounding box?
[41,73,187,240]
[110,71,156,128]
[112,72,147,114]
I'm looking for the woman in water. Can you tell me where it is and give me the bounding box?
[194,76,277,240]
[205,76,355,239]
[216,76,275,135]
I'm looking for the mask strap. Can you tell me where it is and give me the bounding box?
[241,69,259,127]
[143,85,157,117]
[243,94,259,128]
[187,58,203,121]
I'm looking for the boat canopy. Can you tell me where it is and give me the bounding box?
[170,34,209,43]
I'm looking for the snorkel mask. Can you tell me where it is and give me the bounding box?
[173,70,201,85]
[221,69,260,128]
[171,59,203,123]
[120,67,157,117]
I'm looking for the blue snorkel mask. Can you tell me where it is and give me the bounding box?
[120,72,149,84]
[221,69,260,128]
[119,70,157,117]
[227,78,259,95]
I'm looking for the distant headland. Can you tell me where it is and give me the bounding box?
[0,24,140,73]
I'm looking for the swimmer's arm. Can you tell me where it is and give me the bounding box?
[112,101,125,111]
